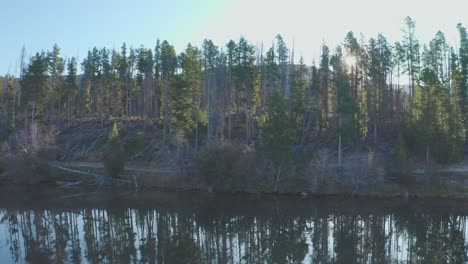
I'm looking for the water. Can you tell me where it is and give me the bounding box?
[0,187,467,264]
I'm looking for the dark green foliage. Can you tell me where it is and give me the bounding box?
[195,143,262,191]
[403,65,465,163]
[171,76,195,138]
[20,52,49,121]
[259,89,295,191]
[456,23,468,115]
[104,153,125,179]
[291,57,308,140]
[104,123,126,178]
[264,46,279,95]
[259,89,294,164]
[134,132,145,151]
[124,131,145,155]
[387,132,413,185]
[331,47,359,145]
[402,16,421,98]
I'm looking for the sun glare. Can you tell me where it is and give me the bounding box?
[345,56,356,68]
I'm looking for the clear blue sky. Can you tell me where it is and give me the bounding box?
[2,0,467,75]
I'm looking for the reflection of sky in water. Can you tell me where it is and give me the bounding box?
[0,200,465,263]
[0,223,16,264]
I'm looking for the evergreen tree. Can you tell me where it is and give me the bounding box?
[153,39,162,124]
[202,39,219,143]
[264,45,280,98]
[20,52,49,122]
[104,123,126,178]
[65,57,77,124]
[304,63,322,138]
[290,56,308,142]
[47,44,65,126]
[319,44,330,124]
[226,40,237,140]
[276,34,289,98]
[160,40,177,139]
[402,16,421,104]
[457,23,468,116]
[172,43,202,141]
[259,89,293,191]
[331,47,358,166]
[8,20,468,168]
[233,37,259,143]
[171,76,195,139]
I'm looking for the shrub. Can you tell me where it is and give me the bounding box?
[104,123,127,178]
[194,143,263,191]
[125,131,145,155]
[108,123,119,142]
[387,132,413,186]
[0,124,58,184]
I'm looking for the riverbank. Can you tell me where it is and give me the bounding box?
[2,159,465,200]
[1,122,468,199]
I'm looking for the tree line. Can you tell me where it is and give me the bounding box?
[1,17,468,163]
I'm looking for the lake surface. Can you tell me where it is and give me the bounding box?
[0,187,467,264]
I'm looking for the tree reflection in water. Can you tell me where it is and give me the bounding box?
[0,194,467,264]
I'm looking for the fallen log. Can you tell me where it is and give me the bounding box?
[50,163,106,178]
[56,180,83,187]
[49,163,131,184]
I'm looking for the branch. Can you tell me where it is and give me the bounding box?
[50,163,107,179]
[49,163,130,184]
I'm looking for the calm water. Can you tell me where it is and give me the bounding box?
[0,188,467,264]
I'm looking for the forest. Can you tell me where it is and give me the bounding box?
[0,17,468,193]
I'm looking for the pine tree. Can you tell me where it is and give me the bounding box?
[173,43,202,142]
[290,56,308,142]
[233,37,258,143]
[171,76,194,140]
[104,123,126,178]
[225,40,238,140]
[47,44,65,127]
[120,44,130,121]
[20,52,49,122]
[65,57,77,125]
[331,47,358,166]
[99,47,111,127]
[154,39,162,124]
[276,35,289,98]
[303,62,321,140]
[320,44,330,125]
[135,46,154,125]
[402,16,421,104]
[160,40,177,140]
[259,89,293,191]
[202,39,219,143]
[264,45,280,98]
[457,23,468,117]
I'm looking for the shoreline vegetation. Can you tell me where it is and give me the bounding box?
[0,121,467,199]
[1,17,468,199]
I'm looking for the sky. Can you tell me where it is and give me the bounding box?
[2,0,468,75]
